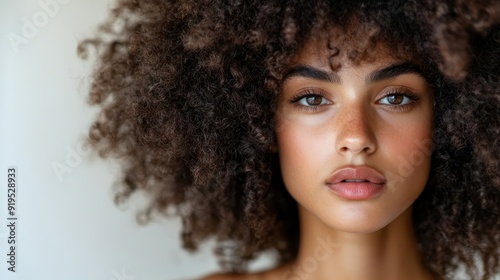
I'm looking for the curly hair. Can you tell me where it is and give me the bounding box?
[78,0,500,279]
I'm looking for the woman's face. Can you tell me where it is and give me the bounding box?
[275,42,434,233]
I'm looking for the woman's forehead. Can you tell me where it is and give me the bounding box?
[291,37,412,74]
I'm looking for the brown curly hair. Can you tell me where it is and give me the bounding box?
[78,0,500,279]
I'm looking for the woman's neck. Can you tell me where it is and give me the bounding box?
[281,206,437,280]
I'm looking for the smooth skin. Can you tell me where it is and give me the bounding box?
[201,40,439,280]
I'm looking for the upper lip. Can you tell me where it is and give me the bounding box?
[326,166,386,185]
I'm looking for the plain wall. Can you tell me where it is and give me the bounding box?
[0,1,271,279]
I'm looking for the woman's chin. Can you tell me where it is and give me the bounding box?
[316,207,412,234]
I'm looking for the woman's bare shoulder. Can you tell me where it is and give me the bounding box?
[198,273,232,280]
[196,273,252,280]
[195,264,292,280]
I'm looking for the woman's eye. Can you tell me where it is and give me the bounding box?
[297,95,329,106]
[378,94,415,106]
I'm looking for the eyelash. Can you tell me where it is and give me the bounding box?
[378,89,420,112]
[290,90,329,112]
[289,89,421,112]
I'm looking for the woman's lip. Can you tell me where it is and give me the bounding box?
[327,182,385,200]
[325,166,386,185]
[325,166,386,200]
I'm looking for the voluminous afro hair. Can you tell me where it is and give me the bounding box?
[78,0,500,279]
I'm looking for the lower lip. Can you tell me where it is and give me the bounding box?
[327,182,385,200]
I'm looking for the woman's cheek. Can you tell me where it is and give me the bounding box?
[276,120,314,189]
[276,116,334,194]
[381,119,433,194]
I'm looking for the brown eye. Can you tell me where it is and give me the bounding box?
[378,93,418,107]
[291,92,331,109]
[386,94,404,105]
[305,96,323,106]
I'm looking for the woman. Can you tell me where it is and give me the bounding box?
[79,0,500,279]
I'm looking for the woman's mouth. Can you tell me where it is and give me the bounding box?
[326,166,386,200]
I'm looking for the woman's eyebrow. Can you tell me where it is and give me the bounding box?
[283,66,341,83]
[283,62,425,84]
[367,62,426,84]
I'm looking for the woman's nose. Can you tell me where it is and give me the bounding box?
[335,104,377,156]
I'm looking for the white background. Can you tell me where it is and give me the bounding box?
[0,0,271,279]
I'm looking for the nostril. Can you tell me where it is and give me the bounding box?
[337,140,376,155]
[335,125,377,155]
